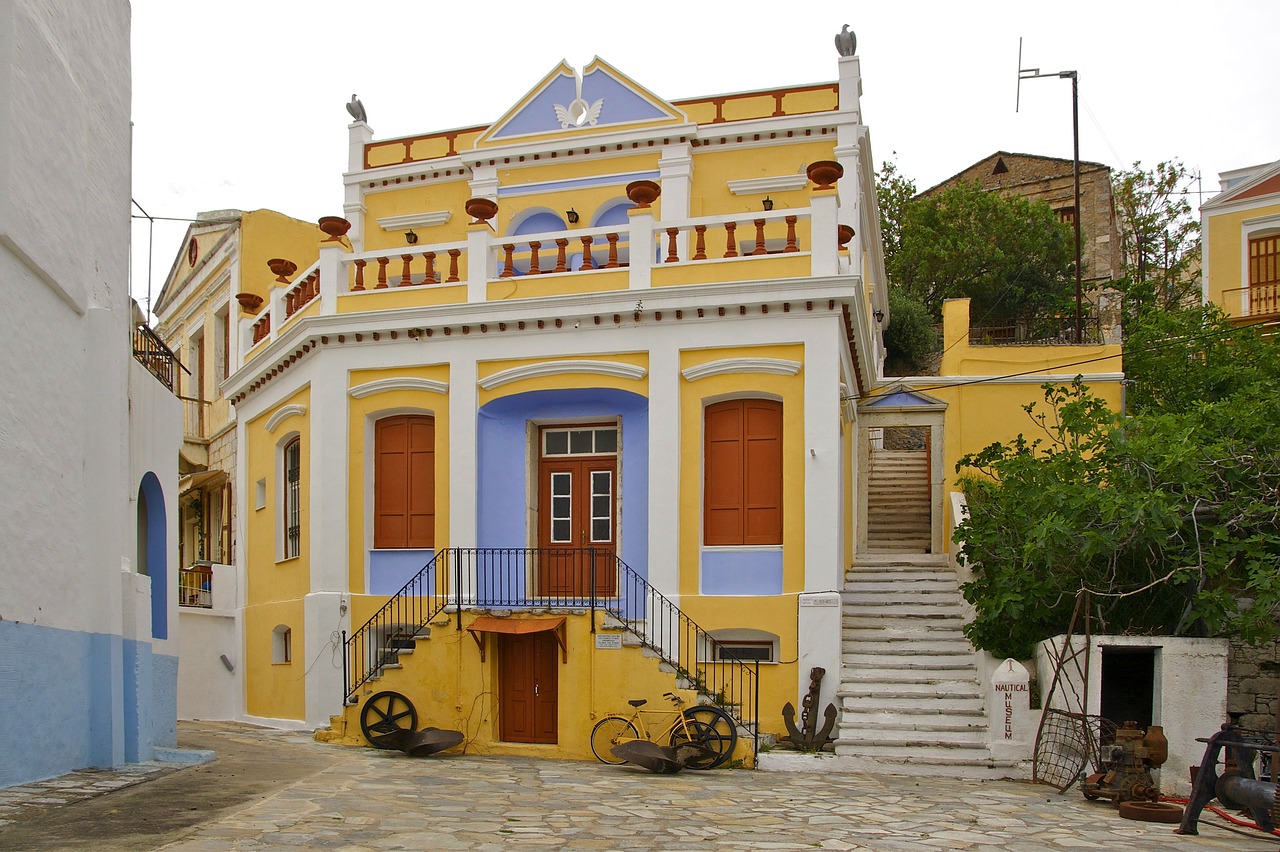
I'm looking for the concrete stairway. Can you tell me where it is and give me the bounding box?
[865,449,931,552]
[834,554,1016,779]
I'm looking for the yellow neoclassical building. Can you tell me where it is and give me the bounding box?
[161,39,1122,775]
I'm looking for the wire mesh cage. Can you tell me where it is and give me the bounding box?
[1034,708,1118,792]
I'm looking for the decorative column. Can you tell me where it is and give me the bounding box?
[626,180,660,290]
[464,198,498,303]
[316,217,352,316]
[657,144,692,261]
[807,161,843,278]
[345,122,373,253]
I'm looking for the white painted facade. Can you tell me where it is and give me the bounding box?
[0,0,183,786]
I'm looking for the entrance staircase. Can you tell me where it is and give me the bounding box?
[865,449,931,552]
[834,553,1017,779]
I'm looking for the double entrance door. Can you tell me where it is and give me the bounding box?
[498,631,558,743]
[536,424,617,597]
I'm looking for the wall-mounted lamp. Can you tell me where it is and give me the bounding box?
[874,309,884,323]
[405,229,418,245]
[566,208,579,224]
[762,196,774,211]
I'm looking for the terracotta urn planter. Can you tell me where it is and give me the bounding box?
[267,258,297,283]
[626,180,661,208]
[318,216,351,241]
[235,292,264,313]
[464,197,499,224]
[837,224,855,247]
[806,160,844,190]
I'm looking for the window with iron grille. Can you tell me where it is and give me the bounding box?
[284,437,301,559]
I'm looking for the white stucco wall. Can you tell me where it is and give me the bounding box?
[1036,634,1228,798]
[0,0,183,785]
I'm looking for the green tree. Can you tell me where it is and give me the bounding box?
[955,372,1280,660]
[1113,160,1201,324]
[875,157,917,271]
[889,181,1076,325]
[882,286,939,376]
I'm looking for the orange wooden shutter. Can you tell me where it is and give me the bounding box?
[375,415,435,549]
[704,400,782,546]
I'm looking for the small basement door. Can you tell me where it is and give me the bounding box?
[498,631,559,743]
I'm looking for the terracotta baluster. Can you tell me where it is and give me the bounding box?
[580,236,594,270]
[784,215,798,252]
[500,244,516,279]
[665,227,679,263]
[693,225,707,260]
[353,258,366,291]
[423,252,436,284]
[376,256,389,289]
[400,254,414,286]
[724,221,738,258]
[528,241,542,275]
[752,219,767,255]
[554,238,568,273]
[605,233,619,268]
[284,290,294,316]
[446,249,461,283]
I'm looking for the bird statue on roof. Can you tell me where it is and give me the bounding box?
[834,24,856,57]
[346,94,367,123]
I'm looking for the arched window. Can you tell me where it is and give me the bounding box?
[283,436,301,559]
[704,399,782,546]
[375,415,435,549]
[272,625,292,664]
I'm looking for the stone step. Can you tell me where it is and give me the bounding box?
[838,694,986,713]
[837,714,987,734]
[844,582,958,596]
[841,669,978,686]
[834,742,995,763]
[837,729,987,748]
[842,625,968,640]
[852,552,948,565]
[842,642,972,658]
[845,568,954,581]
[840,679,981,698]
[842,653,974,669]
[841,590,960,605]
[842,604,964,619]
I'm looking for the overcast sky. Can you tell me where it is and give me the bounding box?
[128,0,1280,318]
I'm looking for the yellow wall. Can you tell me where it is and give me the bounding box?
[1205,200,1280,313]
[333,609,759,765]
[935,299,1124,498]
[362,181,472,253]
[244,599,306,720]
[239,209,324,305]
[244,386,312,606]
[690,143,830,217]
[346,365,452,592]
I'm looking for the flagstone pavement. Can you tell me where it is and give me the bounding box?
[0,722,1273,850]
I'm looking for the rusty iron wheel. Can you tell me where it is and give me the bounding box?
[681,706,738,769]
[360,691,418,748]
[1117,801,1183,823]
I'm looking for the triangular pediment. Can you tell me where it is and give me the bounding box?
[859,383,947,411]
[476,57,686,146]
[1205,159,1280,209]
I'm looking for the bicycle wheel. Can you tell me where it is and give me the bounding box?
[590,716,639,764]
[681,705,738,769]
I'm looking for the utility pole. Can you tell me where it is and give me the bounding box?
[1017,40,1083,343]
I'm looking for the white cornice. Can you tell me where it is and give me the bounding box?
[681,358,802,382]
[265,404,307,433]
[727,175,810,195]
[377,211,453,231]
[349,377,449,398]
[479,360,647,390]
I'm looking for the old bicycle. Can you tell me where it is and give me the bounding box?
[590,692,738,769]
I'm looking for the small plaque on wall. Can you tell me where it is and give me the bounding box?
[595,634,622,650]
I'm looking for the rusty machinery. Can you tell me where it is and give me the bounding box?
[1178,723,1280,836]
[1081,721,1167,805]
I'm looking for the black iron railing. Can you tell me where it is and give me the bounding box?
[132,323,186,390]
[342,548,758,748]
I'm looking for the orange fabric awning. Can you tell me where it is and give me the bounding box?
[466,616,567,662]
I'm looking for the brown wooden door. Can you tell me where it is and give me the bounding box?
[498,632,558,743]
[537,457,617,596]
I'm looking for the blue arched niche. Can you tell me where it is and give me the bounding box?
[137,472,168,639]
[476,387,649,576]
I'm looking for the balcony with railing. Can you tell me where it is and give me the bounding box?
[1223,283,1280,321]
[236,166,860,365]
[133,323,186,391]
[178,564,213,608]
